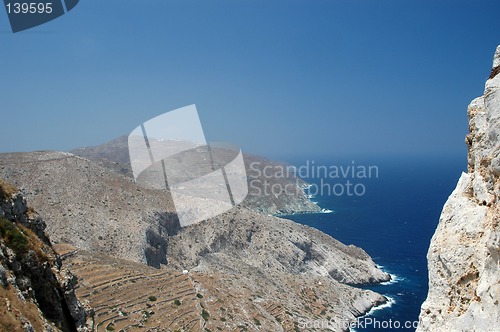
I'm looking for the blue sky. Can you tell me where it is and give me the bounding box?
[1,0,500,159]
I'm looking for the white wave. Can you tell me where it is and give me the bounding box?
[321,208,334,213]
[380,273,399,285]
[365,296,396,317]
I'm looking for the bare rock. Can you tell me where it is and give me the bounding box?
[0,264,7,287]
[417,45,500,332]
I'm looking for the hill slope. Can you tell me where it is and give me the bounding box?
[0,150,390,331]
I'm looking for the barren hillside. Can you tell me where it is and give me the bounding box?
[0,150,390,331]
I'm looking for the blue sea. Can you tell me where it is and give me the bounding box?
[284,155,466,332]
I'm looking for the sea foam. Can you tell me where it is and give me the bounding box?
[365,296,396,316]
[380,273,400,285]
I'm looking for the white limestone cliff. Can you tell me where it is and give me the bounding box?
[417,45,500,332]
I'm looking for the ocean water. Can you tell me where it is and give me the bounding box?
[284,156,466,332]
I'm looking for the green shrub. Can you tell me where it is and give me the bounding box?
[202,309,210,321]
[148,295,157,301]
[174,299,181,306]
[196,293,203,299]
[0,218,29,255]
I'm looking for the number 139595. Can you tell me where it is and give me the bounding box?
[6,2,53,14]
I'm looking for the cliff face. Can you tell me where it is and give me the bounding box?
[0,180,91,332]
[417,46,500,331]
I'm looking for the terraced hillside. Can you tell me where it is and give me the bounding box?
[55,244,203,332]
[55,243,386,332]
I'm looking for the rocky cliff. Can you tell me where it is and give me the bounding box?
[0,179,91,332]
[417,45,500,331]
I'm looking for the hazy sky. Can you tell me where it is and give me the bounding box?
[1,0,500,160]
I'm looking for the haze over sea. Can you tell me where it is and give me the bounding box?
[285,155,466,331]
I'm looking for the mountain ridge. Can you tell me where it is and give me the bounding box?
[70,136,321,215]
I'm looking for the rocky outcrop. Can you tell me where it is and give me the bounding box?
[417,45,500,332]
[0,180,92,332]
